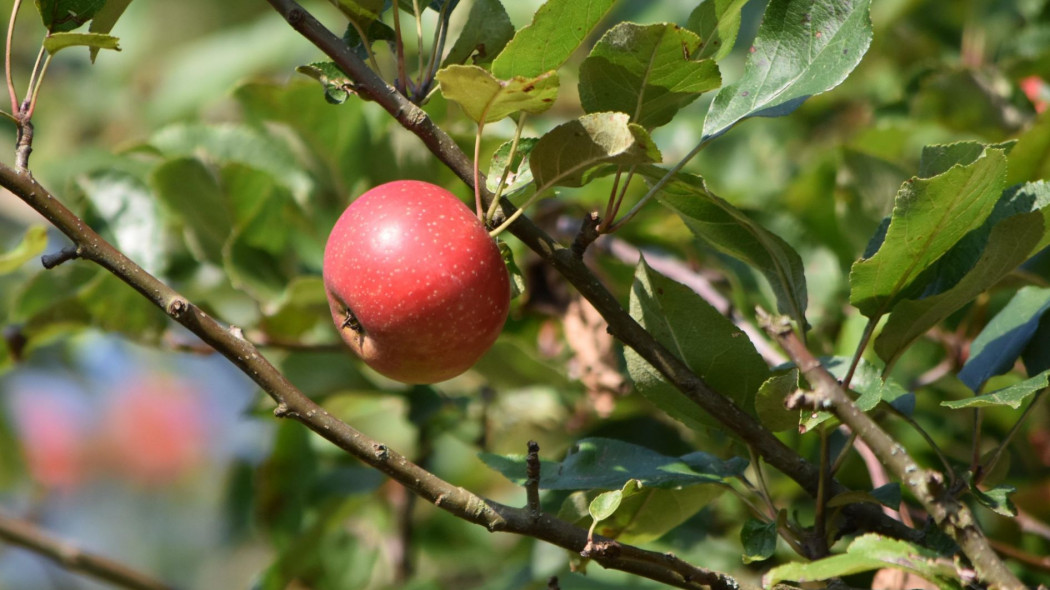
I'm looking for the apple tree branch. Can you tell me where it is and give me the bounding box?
[0,162,743,590]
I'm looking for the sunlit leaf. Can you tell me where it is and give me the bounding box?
[849,147,1008,318]
[942,370,1050,410]
[530,112,661,189]
[875,211,1047,367]
[491,0,615,79]
[77,171,166,275]
[87,0,132,61]
[436,65,558,123]
[0,227,47,274]
[686,0,748,61]
[971,484,1018,517]
[570,484,724,545]
[43,32,120,55]
[578,23,720,129]
[763,534,963,589]
[588,479,642,522]
[701,0,872,141]
[442,0,513,66]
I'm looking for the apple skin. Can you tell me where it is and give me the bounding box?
[323,180,510,384]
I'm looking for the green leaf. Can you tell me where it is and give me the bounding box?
[1007,111,1050,185]
[588,479,642,522]
[442,0,514,66]
[870,482,903,510]
[341,19,396,64]
[763,534,963,589]
[149,122,315,203]
[918,140,1002,178]
[259,276,333,344]
[478,437,746,490]
[567,483,724,545]
[87,0,132,62]
[755,370,800,432]
[686,0,748,61]
[435,65,558,123]
[44,31,120,55]
[874,211,1047,367]
[77,171,166,276]
[800,357,910,431]
[35,0,106,33]
[77,272,168,341]
[625,258,770,430]
[701,0,872,141]
[296,62,353,104]
[328,0,384,29]
[497,241,526,300]
[959,286,1050,391]
[578,23,720,129]
[222,164,303,302]
[0,226,47,274]
[530,112,661,189]
[912,180,1050,306]
[740,518,778,564]
[971,484,1018,517]
[645,168,808,330]
[491,0,616,79]
[849,147,1008,318]
[150,158,231,266]
[942,369,1050,410]
[487,137,537,198]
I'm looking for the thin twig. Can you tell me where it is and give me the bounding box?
[5,0,22,114]
[0,509,174,590]
[570,211,601,258]
[525,440,541,517]
[41,245,79,269]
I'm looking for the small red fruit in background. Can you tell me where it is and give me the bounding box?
[323,180,510,384]
[99,376,207,487]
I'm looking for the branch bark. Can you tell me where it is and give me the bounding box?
[262,0,918,545]
[0,509,173,590]
[1,164,743,590]
[762,312,1023,590]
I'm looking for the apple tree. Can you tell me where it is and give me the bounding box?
[1,0,1049,588]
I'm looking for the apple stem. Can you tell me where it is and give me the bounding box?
[472,117,487,218]
[341,308,363,333]
[485,113,528,225]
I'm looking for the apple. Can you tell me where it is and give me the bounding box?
[323,180,510,384]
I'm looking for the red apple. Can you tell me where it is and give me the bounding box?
[323,180,510,384]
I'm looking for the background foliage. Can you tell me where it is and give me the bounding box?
[0,0,1049,588]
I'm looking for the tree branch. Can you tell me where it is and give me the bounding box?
[0,509,173,590]
[0,164,743,590]
[761,312,1024,590]
[261,0,918,545]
